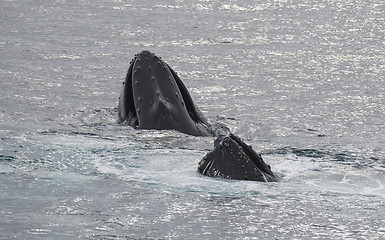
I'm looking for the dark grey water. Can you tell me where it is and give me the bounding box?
[1,0,384,239]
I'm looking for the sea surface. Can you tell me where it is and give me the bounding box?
[1,0,384,239]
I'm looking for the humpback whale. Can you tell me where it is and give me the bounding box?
[118,50,212,137]
[198,134,278,182]
[118,50,277,182]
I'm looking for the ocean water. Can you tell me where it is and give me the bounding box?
[1,0,384,239]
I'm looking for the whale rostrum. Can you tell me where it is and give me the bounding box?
[118,50,212,137]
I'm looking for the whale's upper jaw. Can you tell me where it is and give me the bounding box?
[198,133,278,182]
[118,50,212,136]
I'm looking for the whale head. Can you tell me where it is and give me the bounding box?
[118,50,212,136]
[198,133,278,182]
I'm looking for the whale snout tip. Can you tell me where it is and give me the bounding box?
[137,50,156,58]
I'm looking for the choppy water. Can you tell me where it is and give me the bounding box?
[1,0,384,239]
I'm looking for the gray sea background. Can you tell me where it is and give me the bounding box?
[1,0,384,239]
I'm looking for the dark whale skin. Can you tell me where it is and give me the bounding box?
[118,50,212,137]
[198,134,278,182]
